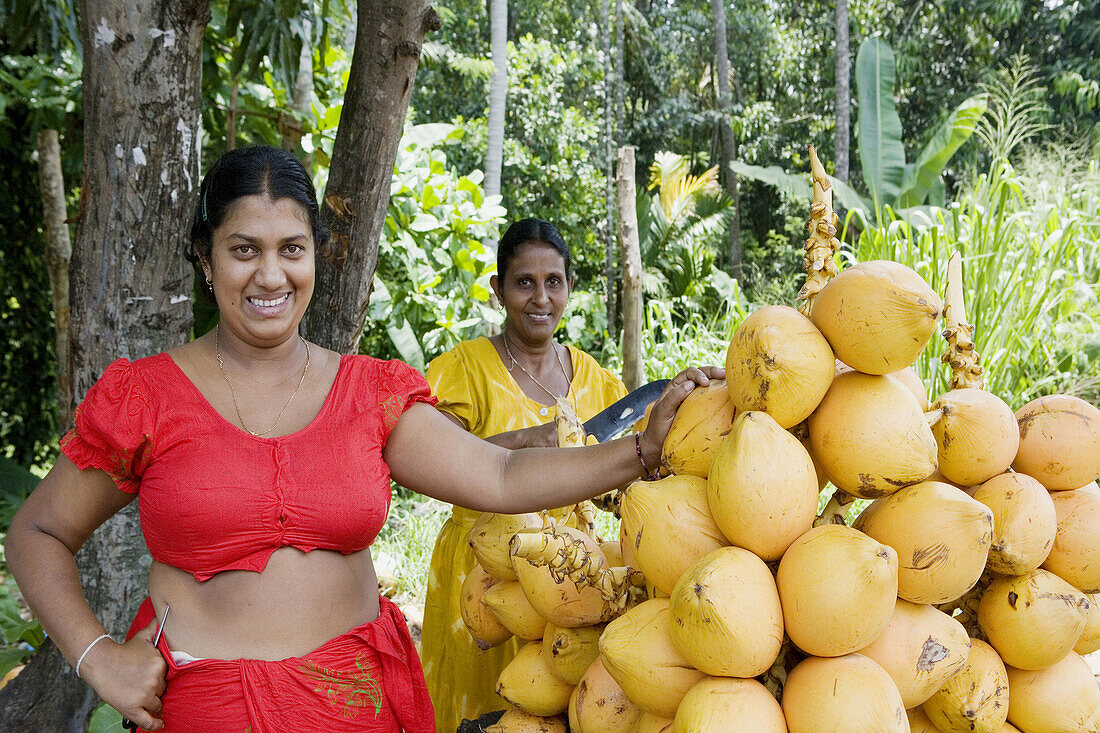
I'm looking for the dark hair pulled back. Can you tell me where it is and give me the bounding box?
[185,145,330,271]
[497,218,573,281]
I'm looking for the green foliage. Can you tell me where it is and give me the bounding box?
[857,38,907,208]
[361,123,507,369]
[88,703,125,733]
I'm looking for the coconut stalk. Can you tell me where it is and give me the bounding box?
[796,145,841,317]
[936,569,993,639]
[814,489,858,526]
[940,251,984,390]
[509,516,646,614]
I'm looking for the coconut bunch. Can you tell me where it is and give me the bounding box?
[460,405,655,728]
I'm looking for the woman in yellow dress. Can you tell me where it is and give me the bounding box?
[421,218,627,730]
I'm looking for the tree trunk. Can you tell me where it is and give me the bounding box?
[35,129,73,424]
[301,0,440,354]
[0,2,207,730]
[712,0,742,283]
[281,18,314,154]
[617,146,643,392]
[601,0,618,336]
[615,0,624,139]
[834,0,850,183]
[483,0,507,209]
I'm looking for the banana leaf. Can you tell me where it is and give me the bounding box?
[856,38,906,208]
[897,94,988,208]
[730,161,872,222]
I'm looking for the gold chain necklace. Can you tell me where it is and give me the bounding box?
[215,324,311,437]
[502,332,569,402]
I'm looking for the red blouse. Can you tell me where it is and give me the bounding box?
[61,353,436,581]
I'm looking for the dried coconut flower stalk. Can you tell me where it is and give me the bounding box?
[797,145,841,317]
[941,252,984,390]
[510,517,646,614]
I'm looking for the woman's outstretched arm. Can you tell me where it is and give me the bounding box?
[386,366,721,512]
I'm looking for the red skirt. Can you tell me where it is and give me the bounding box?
[125,596,434,733]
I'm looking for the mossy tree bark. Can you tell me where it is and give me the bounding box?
[301,0,440,354]
[0,1,207,729]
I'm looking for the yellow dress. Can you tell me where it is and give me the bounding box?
[421,337,626,731]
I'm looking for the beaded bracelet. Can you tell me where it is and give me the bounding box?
[75,633,112,679]
[634,433,660,480]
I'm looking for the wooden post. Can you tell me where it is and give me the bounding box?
[617,146,643,391]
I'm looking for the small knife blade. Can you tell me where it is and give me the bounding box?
[582,379,670,443]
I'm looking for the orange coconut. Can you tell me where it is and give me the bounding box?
[483,580,549,641]
[808,370,938,498]
[929,388,1020,486]
[724,305,835,428]
[598,598,706,718]
[1013,394,1100,491]
[835,361,930,410]
[921,638,1009,733]
[484,709,568,733]
[977,568,1090,670]
[668,546,784,677]
[857,598,971,707]
[1005,652,1100,733]
[460,564,513,649]
[853,480,993,604]
[972,471,1057,575]
[673,676,787,732]
[781,653,908,732]
[512,526,611,628]
[810,259,942,375]
[619,475,729,596]
[1042,487,1100,593]
[776,524,898,657]
[568,656,642,733]
[707,411,819,561]
[660,380,737,477]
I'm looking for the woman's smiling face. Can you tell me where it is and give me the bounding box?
[494,240,573,347]
[203,194,315,349]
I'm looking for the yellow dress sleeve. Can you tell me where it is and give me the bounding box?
[426,347,475,431]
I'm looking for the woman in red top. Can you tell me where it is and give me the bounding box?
[5,146,719,732]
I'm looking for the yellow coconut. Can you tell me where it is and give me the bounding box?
[977,568,1090,670]
[632,713,674,733]
[782,653,908,732]
[776,524,898,657]
[598,598,707,718]
[471,512,544,580]
[568,656,643,733]
[930,388,1020,486]
[811,259,942,374]
[619,475,729,595]
[496,640,575,716]
[1005,652,1100,733]
[972,471,1058,575]
[673,676,787,732]
[660,380,737,477]
[1014,394,1100,491]
[1074,592,1100,655]
[460,564,513,649]
[512,526,611,628]
[484,708,568,733]
[922,638,1009,733]
[836,361,930,411]
[808,370,938,498]
[707,411,819,560]
[857,599,971,708]
[724,305,835,428]
[853,480,993,604]
[544,623,604,686]
[907,706,941,733]
[668,546,783,677]
[618,523,636,568]
[483,580,549,641]
[600,541,625,568]
[1042,487,1100,593]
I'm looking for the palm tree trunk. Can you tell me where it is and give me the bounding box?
[35,129,72,424]
[617,147,643,391]
[835,0,851,183]
[483,0,507,215]
[712,0,742,282]
[601,0,618,335]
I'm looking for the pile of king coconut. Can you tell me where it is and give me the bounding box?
[461,147,1100,733]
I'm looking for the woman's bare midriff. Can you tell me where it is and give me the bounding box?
[147,546,380,661]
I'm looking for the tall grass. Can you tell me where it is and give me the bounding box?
[853,153,1100,406]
